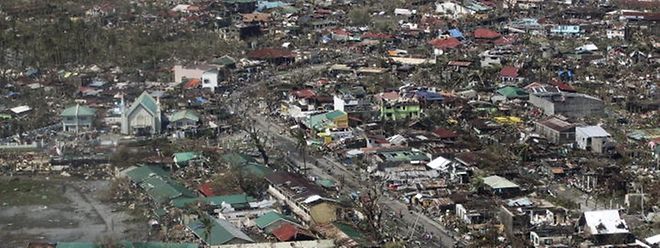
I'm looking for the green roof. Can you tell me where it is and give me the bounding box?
[496,86,528,98]
[124,165,168,183]
[56,243,99,248]
[171,193,256,208]
[60,104,96,117]
[212,55,237,66]
[333,222,365,240]
[222,153,256,167]
[188,217,254,245]
[123,242,198,248]
[174,152,203,166]
[254,211,298,229]
[316,178,337,188]
[140,176,195,204]
[154,208,168,218]
[305,111,346,131]
[325,110,346,121]
[170,110,200,123]
[128,91,159,116]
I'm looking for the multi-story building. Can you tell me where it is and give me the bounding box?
[60,104,95,132]
[529,92,604,119]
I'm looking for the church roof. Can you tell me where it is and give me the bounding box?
[128,91,159,116]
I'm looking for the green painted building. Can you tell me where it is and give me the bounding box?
[377,91,421,121]
[60,104,96,132]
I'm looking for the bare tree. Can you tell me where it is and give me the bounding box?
[292,128,307,174]
[356,181,385,240]
[241,121,269,165]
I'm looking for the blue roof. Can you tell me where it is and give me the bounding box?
[257,1,287,11]
[448,29,463,38]
[416,91,444,101]
[194,97,208,104]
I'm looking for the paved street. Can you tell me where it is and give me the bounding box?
[227,70,461,247]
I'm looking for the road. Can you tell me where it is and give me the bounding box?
[226,67,462,247]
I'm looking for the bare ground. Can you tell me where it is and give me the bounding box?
[0,177,144,247]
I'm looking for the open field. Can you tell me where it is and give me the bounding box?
[0,177,144,248]
[0,179,70,206]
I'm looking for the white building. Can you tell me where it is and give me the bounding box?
[606,28,625,39]
[173,64,221,91]
[202,70,220,90]
[575,126,612,153]
[435,1,474,18]
[120,92,162,135]
[333,94,359,112]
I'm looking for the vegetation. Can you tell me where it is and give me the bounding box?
[348,8,372,26]
[356,181,384,240]
[0,178,70,206]
[242,121,270,165]
[0,4,246,78]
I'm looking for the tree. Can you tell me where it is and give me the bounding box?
[291,128,308,174]
[232,167,269,198]
[241,121,269,165]
[349,8,371,26]
[356,181,385,240]
[210,166,268,198]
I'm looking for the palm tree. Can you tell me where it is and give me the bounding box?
[200,215,213,241]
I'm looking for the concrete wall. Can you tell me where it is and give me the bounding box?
[534,122,575,144]
[173,65,205,83]
[529,94,603,118]
[202,70,219,90]
[267,185,312,222]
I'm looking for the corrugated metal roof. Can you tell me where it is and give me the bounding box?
[482,175,519,189]
[188,217,254,245]
[576,126,610,137]
[255,211,298,229]
[60,104,95,117]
